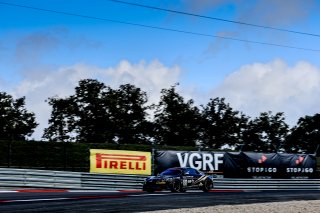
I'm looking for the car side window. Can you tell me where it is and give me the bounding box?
[184,169,190,175]
[189,168,200,175]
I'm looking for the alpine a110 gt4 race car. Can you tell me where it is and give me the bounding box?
[142,167,214,193]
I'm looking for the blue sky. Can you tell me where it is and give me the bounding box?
[1,0,320,139]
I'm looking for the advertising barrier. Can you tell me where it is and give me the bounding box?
[223,152,317,178]
[155,150,316,178]
[90,149,316,178]
[155,150,224,174]
[90,149,151,175]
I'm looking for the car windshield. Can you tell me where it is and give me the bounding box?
[160,169,182,176]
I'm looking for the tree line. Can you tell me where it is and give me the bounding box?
[1,79,319,154]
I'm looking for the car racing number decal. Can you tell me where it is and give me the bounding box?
[182,176,195,186]
[183,179,188,186]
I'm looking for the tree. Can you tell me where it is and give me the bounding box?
[200,98,248,149]
[108,84,151,144]
[154,84,201,146]
[42,97,77,142]
[44,79,151,144]
[286,113,320,154]
[0,92,38,140]
[73,79,114,143]
[243,111,289,152]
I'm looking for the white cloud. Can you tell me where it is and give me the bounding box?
[211,59,320,125]
[103,60,181,104]
[10,60,181,140]
[4,58,320,139]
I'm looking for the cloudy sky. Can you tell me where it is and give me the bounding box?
[1,0,320,140]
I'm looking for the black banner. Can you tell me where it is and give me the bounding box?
[155,151,317,178]
[155,150,224,174]
[223,152,317,178]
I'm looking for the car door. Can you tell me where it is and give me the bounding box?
[183,168,201,186]
[188,168,203,184]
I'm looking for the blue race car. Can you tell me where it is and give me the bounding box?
[142,167,214,193]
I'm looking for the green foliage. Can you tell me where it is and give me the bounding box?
[42,79,319,153]
[0,140,316,173]
[153,84,201,146]
[243,111,289,152]
[108,84,152,144]
[287,113,320,154]
[0,92,38,140]
[2,79,319,155]
[43,97,77,142]
[43,79,151,144]
[0,140,207,172]
[200,97,249,149]
[73,79,115,143]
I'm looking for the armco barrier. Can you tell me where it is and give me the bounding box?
[0,168,147,190]
[214,178,320,190]
[0,168,82,189]
[81,173,147,190]
[1,168,320,190]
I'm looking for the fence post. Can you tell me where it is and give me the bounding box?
[63,141,67,170]
[151,147,155,176]
[151,139,156,176]
[8,134,13,168]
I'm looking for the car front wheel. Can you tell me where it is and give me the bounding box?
[146,189,155,193]
[143,185,155,193]
[170,179,182,192]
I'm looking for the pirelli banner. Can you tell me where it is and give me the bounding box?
[223,152,317,178]
[90,149,152,175]
[155,150,224,174]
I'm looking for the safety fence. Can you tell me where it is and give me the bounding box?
[0,168,146,190]
[81,173,147,190]
[1,168,320,190]
[214,178,320,190]
[0,168,82,189]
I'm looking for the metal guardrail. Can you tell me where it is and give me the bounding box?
[214,178,320,190]
[1,168,320,190]
[0,168,82,189]
[81,173,147,190]
[0,168,147,190]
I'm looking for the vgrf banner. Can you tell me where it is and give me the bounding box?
[155,150,224,174]
[90,149,151,175]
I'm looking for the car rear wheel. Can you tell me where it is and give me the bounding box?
[180,188,187,192]
[170,180,182,192]
[201,178,213,192]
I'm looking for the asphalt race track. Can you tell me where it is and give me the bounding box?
[0,190,320,212]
